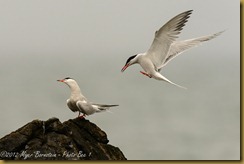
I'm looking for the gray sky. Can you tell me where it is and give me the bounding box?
[0,0,240,160]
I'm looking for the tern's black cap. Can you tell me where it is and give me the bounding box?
[64,77,72,80]
[125,54,137,64]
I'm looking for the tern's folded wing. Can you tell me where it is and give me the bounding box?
[76,100,96,115]
[91,103,119,107]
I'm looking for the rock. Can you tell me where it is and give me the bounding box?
[0,117,126,160]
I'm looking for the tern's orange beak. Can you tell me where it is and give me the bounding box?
[121,64,129,72]
[57,79,64,82]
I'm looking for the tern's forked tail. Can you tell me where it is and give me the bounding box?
[92,104,119,111]
[153,72,187,89]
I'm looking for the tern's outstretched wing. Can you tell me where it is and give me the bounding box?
[160,31,224,68]
[145,10,192,68]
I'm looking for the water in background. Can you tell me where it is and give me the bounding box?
[0,50,240,160]
[0,0,240,160]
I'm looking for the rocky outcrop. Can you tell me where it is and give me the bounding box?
[0,117,126,160]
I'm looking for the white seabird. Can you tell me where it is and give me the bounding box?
[57,77,118,118]
[121,10,224,89]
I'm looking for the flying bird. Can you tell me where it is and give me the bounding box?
[57,77,118,118]
[121,10,224,89]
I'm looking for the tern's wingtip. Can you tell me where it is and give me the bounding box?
[182,87,188,90]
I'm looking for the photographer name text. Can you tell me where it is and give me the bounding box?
[0,150,91,159]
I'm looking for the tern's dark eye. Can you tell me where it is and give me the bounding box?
[126,55,137,64]
[64,77,71,80]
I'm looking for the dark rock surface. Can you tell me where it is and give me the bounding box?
[0,117,126,160]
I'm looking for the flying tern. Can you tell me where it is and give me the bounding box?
[121,10,224,89]
[57,77,118,118]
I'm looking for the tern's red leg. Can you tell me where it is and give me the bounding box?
[140,71,152,78]
[79,114,86,119]
[77,112,86,119]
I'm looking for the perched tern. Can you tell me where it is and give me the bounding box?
[121,10,224,89]
[57,77,118,118]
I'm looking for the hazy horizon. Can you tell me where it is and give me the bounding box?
[0,0,240,160]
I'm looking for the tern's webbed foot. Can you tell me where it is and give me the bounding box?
[140,71,152,78]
